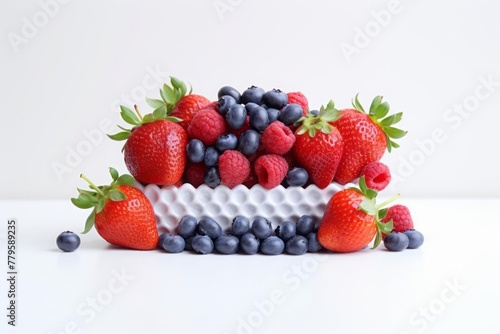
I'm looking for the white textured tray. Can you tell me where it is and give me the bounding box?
[135,183,349,233]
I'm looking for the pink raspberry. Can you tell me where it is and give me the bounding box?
[187,109,227,146]
[381,204,415,236]
[261,121,296,155]
[360,161,391,191]
[218,150,250,188]
[287,92,309,116]
[254,154,288,189]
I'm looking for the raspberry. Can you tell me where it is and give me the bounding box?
[187,109,227,146]
[381,204,414,235]
[261,121,296,155]
[184,162,207,188]
[360,161,391,191]
[254,154,288,189]
[287,92,309,116]
[218,150,250,188]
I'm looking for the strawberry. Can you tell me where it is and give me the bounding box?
[318,176,396,253]
[108,103,187,185]
[145,77,210,131]
[292,101,344,189]
[333,95,406,184]
[71,168,158,250]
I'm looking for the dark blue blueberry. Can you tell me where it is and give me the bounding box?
[307,232,322,253]
[262,89,288,109]
[217,95,237,116]
[232,216,250,236]
[275,221,296,241]
[267,108,280,123]
[286,235,308,255]
[177,215,198,238]
[286,168,309,187]
[191,235,214,254]
[225,104,247,129]
[296,215,315,236]
[238,130,260,156]
[384,232,409,251]
[215,133,238,152]
[260,236,285,255]
[215,235,240,254]
[241,86,265,105]
[404,229,424,249]
[309,109,319,117]
[204,167,221,188]
[204,147,219,167]
[158,232,169,248]
[197,217,222,239]
[245,102,260,114]
[240,233,260,255]
[184,235,196,251]
[56,231,80,252]
[278,104,303,126]
[186,139,205,163]
[218,86,241,104]
[161,234,185,253]
[249,106,269,131]
[252,216,273,239]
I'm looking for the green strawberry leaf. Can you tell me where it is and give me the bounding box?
[379,208,388,220]
[352,93,365,112]
[120,105,141,125]
[359,198,377,215]
[82,209,96,234]
[95,197,105,213]
[374,101,390,119]
[378,219,394,234]
[380,112,403,127]
[107,131,130,141]
[369,96,382,116]
[371,230,382,249]
[153,106,167,120]
[109,189,126,201]
[146,98,166,109]
[170,76,188,97]
[385,127,407,139]
[161,84,177,105]
[143,114,155,123]
[71,195,97,209]
[77,188,98,196]
[116,174,135,186]
[109,167,119,181]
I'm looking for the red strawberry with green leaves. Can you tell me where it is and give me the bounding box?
[292,101,344,189]
[109,102,187,185]
[332,94,406,184]
[71,168,158,250]
[144,77,210,131]
[318,176,396,253]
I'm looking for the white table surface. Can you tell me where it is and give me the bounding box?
[1,198,499,334]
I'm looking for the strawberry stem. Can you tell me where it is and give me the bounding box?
[375,193,400,210]
[134,104,144,121]
[80,174,105,197]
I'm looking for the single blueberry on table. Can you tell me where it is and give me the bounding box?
[56,231,80,252]
[260,236,285,255]
[384,232,409,251]
[161,234,185,253]
[404,229,424,249]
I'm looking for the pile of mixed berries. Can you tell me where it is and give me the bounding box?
[159,215,322,255]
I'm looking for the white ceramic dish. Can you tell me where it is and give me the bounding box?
[136,182,351,233]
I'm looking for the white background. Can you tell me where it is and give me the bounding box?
[1,0,499,199]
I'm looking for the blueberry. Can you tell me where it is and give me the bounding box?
[267,108,280,123]
[404,229,424,249]
[307,232,322,253]
[204,147,219,167]
[296,215,315,236]
[384,232,410,251]
[158,232,169,248]
[260,236,285,255]
[204,167,221,188]
[186,139,205,163]
[215,235,240,254]
[238,130,260,156]
[245,102,260,114]
[240,233,260,255]
[286,235,308,255]
[56,231,80,252]
[249,106,269,131]
[191,235,214,254]
[161,234,185,253]
[252,216,273,239]
[226,104,247,129]
[184,235,197,251]
[309,109,319,117]
[232,216,250,236]
[286,168,309,187]
[177,215,198,238]
[278,104,303,126]
[218,86,241,104]
[217,95,237,116]
[262,89,288,109]
[275,221,296,241]
[215,133,238,152]
[241,86,265,105]
[197,217,222,239]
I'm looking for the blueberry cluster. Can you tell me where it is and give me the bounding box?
[159,215,323,255]
[383,229,424,251]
